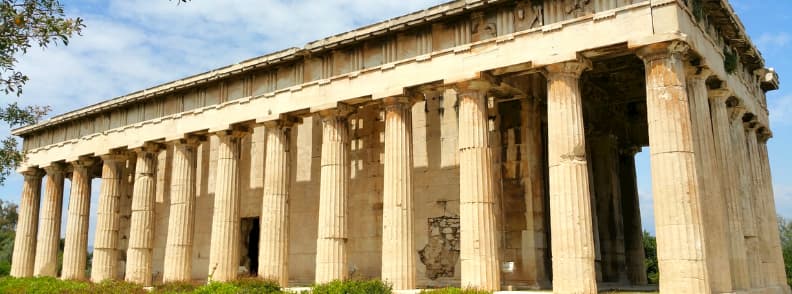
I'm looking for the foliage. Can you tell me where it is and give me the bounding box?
[0,276,91,293]
[0,200,17,276]
[152,281,201,294]
[643,231,659,284]
[311,279,392,294]
[420,287,492,294]
[691,0,704,22]
[0,277,285,293]
[779,217,792,287]
[724,47,738,75]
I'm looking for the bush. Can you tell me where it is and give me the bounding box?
[192,278,282,294]
[193,282,242,294]
[420,287,492,294]
[0,276,90,293]
[153,281,201,294]
[311,279,392,294]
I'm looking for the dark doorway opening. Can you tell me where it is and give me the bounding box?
[241,217,260,276]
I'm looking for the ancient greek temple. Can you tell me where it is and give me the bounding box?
[8,0,789,293]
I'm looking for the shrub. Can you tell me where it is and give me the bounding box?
[420,287,492,294]
[153,281,201,294]
[312,279,392,294]
[92,279,147,293]
[0,276,90,293]
[230,278,281,293]
[193,282,242,294]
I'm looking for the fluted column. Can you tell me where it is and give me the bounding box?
[619,147,647,285]
[62,159,94,280]
[163,137,201,282]
[33,163,66,277]
[125,145,160,285]
[259,119,296,286]
[545,59,597,294]
[381,97,416,290]
[315,106,352,283]
[729,107,763,289]
[10,168,44,277]
[590,134,627,283]
[686,68,734,293]
[709,89,750,290]
[91,154,127,282]
[521,94,548,286]
[757,134,792,293]
[456,80,500,291]
[208,129,247,282]
[637,41,710,293]
[746,124,774,292]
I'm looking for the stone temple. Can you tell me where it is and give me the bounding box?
[8,0,790,293]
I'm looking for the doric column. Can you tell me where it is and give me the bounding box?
[381,97,416,290]
[163,137,201,282]
[619,147,647,285]
[545,59,597,294]
[709,88,750,290]
[62,158,94,280]
[125,145,160,285]
[33,163,66,277]
[590,134,627,283]
[91,154,127,282]
[10,168,44,277]
[208,128,247,282]
[315,105,353,283]
[521,94,548,286]
[636,41,710,293]
[757,133,792,293]
[259,118,296,286]
[729,107,763,289]
[745,124,773,292]
[456,80,500,291]
[686,67,734,293]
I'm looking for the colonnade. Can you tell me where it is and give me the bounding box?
[8,41,789,293]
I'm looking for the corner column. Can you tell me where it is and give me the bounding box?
[456,80,500,291]
[686,67,734,293]
[125,145,160,285]
[62,159,94,280]
[163,137,201,282]
[637,41,710,293]
[208,128,248,282]
[91,154,127,282]
[709,88,750,290]
[259,118,297,286]
[619,147,647,285]
[381,97,416,290]
[545,59,597,294]
[315,106,353,283]
[33,163,66,277]
[10,168,44,277]
[756,133,792,293]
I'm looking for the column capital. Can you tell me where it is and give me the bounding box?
[132,142,163,156]
[43,163,66,175]
[169,135,205,147]
[70,157,95,170]
[317,103,356,120]
[708,87,733,102]
[620,145,642,156]
[729,105,747,122]
[543,57,592,78]
[685,65,713,80]
[453,79,493,94]
[757,128,773,143]
[20,167,44,179]
[635,40,690,63]
[215,126,251,139]
[100,152,129,163]
[382,96,416,112]
[261,114,302,129]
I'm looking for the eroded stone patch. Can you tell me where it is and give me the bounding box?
[418,216,460,280]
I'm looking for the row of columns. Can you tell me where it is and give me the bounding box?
[8,40,788,293]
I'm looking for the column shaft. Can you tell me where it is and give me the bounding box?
[259,122,292,286]
[521,96,548,286]
[638,42,710,293]
[92,155,126,282]
[209,130,245,282]
[163,139,199,282]
[730,112,763,289]
[590,135,627,283]
[381,98,416,290]
[619,150,647,285]
[62,160,93,280]
[686,71,734,293]
[710,93,750,290]
[315,109,351,283]
[758,139,792,293]
[457,82,500,291]
[125,147,159,285]
[34,164,66,277]
[546,60,597,294]
[10,169,43,277]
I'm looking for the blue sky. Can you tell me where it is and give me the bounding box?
[0,0,789,246]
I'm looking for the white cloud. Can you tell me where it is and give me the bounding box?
[755,32,791,51]
[768,94,792,125]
